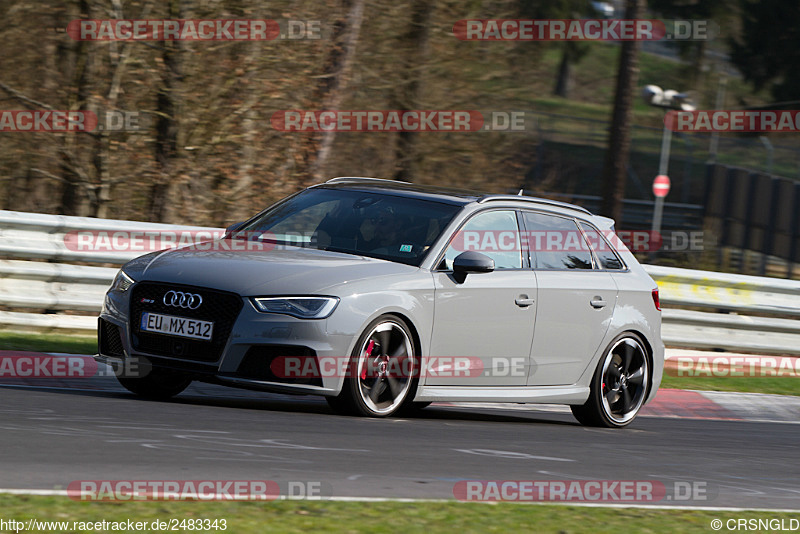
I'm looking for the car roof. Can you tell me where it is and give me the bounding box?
[315,178,483,205]
[316,177,595,217]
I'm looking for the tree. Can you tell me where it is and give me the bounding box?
[649,0,735,90]
[148,0,185,223]
[599,0,644,224]
[730,0,800,103]
[0,0,101,217]
[511,0,590,98]
[296,0,366,186]
[392,0,434,182]
[553,41,589,98]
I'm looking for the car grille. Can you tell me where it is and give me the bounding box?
[130,282,243,363]
[98,318,125,357]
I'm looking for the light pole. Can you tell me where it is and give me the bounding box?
[642,85,695,256]
[707,76,727,164]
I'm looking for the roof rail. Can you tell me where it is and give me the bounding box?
[324,177,412,185]
[477,195,593,215]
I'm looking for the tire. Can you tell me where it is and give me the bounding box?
[571,333,650,428]
[116,365,192,400]
[328,314,419,417]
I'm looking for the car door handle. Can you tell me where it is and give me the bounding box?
[515,296,535,307]
[590,297,606,309]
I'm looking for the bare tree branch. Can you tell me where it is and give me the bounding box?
[0,81,56,111]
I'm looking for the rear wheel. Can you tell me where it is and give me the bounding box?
[328,315,418,417]
[116,364,192,400]
[571,334,649,428]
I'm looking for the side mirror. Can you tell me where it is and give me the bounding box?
[452,251,494,282]
[225,221,245,236]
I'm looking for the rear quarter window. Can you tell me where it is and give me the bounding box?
[522,211,593,270]
[578,222,625,270]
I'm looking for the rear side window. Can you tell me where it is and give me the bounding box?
[522,212,593,270]
[578,222,625,270]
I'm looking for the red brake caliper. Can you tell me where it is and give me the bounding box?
[361,340,376,380]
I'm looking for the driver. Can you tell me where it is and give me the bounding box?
[360,206,399,254]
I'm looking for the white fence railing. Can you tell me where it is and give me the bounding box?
[648,264,800,354]
[1,210,798,354]
[0,210,223,334]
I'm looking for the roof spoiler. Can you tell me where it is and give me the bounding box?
[593,215,616,231]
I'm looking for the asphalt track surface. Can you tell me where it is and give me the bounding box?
[1,372,798,511]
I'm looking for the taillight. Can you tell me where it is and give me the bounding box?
[651,288,661,311]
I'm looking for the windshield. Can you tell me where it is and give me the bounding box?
[235,187,462,266]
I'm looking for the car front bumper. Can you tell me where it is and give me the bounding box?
[97,282,354,396]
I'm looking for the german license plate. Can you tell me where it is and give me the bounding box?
[140,312,213,341]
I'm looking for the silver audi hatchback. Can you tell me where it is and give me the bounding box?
[97,177,663,427]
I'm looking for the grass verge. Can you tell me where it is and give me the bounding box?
[660,374,799,397]
[0,495,796,534]
[0,331,96,355]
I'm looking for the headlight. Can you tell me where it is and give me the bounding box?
[110,270,135,292]
[251,296,339,319]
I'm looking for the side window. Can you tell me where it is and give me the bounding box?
[442,210,522,270]
[578,222,625,270]
[523,212,594,270]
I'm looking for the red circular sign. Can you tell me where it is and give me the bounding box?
[653,175,671,198]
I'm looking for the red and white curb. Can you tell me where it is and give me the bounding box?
[440,389,800,424]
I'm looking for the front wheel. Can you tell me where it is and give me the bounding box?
[328,315,418,417]
[571,334,650,428]
[116,365,192,400]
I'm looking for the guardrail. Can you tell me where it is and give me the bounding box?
[645,265,800,354]
[0,210,223,334]
[1,210,798,354]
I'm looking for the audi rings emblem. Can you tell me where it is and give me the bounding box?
[163,290,203,309]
